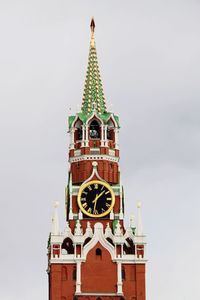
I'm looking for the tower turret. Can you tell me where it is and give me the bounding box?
[47,18,147,300]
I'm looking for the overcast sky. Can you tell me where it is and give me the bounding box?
[0,1,200,299]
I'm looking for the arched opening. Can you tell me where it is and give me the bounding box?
[96,297,102,300]
[95,248,102,260]
[83,237,91,247]
[123,238,135,255]
[62,238,74,254]
[89,120,100,139]
[107,119,115,140]
[106,237,114,246]
[74,119,83,141]
[96,248,102,256]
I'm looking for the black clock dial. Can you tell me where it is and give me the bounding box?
[77,180,115,218]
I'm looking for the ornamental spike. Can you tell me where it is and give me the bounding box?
[90,17,95,48]
[136,201,143,236]
[51,201,60,235]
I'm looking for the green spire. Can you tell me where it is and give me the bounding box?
[81,17,107,115]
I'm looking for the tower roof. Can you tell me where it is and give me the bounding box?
[68,18,120,129]
[81,17,107,115]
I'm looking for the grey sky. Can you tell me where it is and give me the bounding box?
[0,1,200,299]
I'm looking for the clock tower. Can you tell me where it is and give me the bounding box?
[47,18,147,300]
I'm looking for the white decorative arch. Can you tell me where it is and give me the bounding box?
[86,112,103,126]
[107,113,118,128]
[71,113,81,128]
[81,161,105,186]
[82,222,115,260]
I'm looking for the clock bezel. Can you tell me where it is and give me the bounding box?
[77,180,115,218]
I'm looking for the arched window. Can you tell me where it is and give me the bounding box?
[107,119,115,140]
[89,120,100,139]
[96,248,102,259]
[123,238,135,254]
[62,238,74,254]
[75,119,83,141]
[96,248,102,256]
[83,237,91,247]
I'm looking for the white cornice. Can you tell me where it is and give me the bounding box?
[69,154,119,163]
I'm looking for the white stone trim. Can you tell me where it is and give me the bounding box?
[85,112,104,126]
[107,113,118,128]
[82,222,115,260]
[70,154,119,163]
[72,184,121,195]
[75,293,119,296]
[117,262,123,295]
[76,261,81,293]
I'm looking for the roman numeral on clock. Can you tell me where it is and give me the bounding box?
[106,203,110,208]
[82,202,87,208]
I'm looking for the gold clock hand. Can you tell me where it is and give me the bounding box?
[94,190,105,202]
[93,194,99,213]
[92,190,105,214]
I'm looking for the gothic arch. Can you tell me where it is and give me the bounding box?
[89,119,101,139]
[62,237,74,254]
[74,118,83,141]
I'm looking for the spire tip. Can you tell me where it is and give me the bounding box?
[90,17,95,33]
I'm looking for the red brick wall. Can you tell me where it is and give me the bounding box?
[81,242,117,293]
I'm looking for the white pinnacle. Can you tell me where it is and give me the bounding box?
[51,201,60,235]
[136,201,143,236]
[130,213,135,228]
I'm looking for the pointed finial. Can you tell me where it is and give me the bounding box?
[90,17,95,33]
[51,201,60,235]
[90,17,95,48]
[136,201,143,236]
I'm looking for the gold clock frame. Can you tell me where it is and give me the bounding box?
[77,180,115,218]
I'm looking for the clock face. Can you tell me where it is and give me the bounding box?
[77,180,115,218]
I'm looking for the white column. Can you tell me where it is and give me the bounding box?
[104,125,108,147]
[76,261,81,293]
[119,186,124,220]
[115,128,119,149]
[69,175,73,220]
[81,125,85,147]
[85,124,89,147]
[100,125,104,146]
[70,128,75,149]
[51,201,60,235]
[117,262,123,294]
